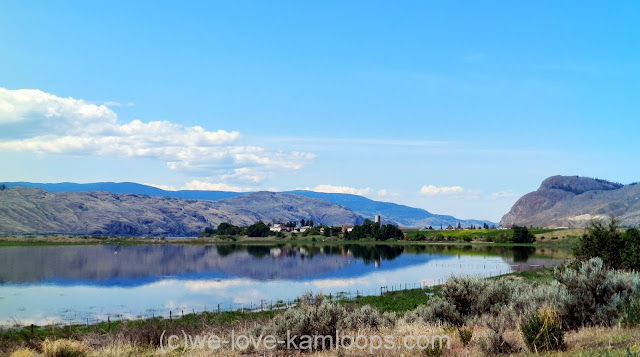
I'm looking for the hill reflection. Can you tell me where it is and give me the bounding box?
[0,244,409,285]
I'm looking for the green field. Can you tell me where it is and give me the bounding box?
[403,228,560,242]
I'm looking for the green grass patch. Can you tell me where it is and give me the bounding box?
[337,286,442,314]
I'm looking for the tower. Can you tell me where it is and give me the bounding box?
[374,215,381,224]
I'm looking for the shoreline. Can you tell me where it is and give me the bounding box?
[0,235,577,247]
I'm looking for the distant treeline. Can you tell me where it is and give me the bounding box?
[198,219,404,241]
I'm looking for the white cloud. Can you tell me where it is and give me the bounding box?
[420,185,464,196]
[182,180,253,192]
[308,184,373,196]
[490,190,517,199]
[143,183,177,191]
[219,167,266,183]
[0,88,314,177]
[376,189,400,198]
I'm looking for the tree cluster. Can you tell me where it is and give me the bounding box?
[511,225,535,244]
[343,219,404,241]
[198,221,276,238]
[574,217,640,270]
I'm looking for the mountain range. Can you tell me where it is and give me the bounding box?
[501,175,640,228]
[0,187,362,236]
[1,182,495,231]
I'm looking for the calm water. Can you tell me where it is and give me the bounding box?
[0,244,570,326]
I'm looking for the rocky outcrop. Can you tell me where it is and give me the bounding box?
[501,176,640,228]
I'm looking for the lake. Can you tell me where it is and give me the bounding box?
[0,243,570,326]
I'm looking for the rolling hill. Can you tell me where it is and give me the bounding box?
[1,182,495,228]
[0,187,363,236]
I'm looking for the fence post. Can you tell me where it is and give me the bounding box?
[218,304,220,314]
[108,316,111,332]
[170,311,172,321]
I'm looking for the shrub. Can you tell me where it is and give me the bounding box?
[621,293,640,328]
[42,339,89,357]
[342,305,381,330]
[263,295,346,351]
[420,297,464,327]
[381,311,397,328]
[477,312,521,355]
[118,318,168,347]
[621,228,640,270]
[510,282,565,323]
[554,257,640,329]
[458,328,473,346]
[520,307,564,353]
[423,338,443,356]
[442,275,487,318]
[474,279,516,316]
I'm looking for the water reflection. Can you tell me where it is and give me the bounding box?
[0,243,570,325]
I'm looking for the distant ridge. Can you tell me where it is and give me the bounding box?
[1,182,496,228]
[2,181,244,200]
[0,187,363,236]
[286,190,494,228]
[501,175,640,228]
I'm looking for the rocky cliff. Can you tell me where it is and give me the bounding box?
[500,175,640,227]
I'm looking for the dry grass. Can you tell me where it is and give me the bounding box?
[535,229,586,242]
[7,324,639,356]
[9,349,38,357]
[42,339,89,357]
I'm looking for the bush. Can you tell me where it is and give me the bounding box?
[42,339,89,357]
[474,279,516,316]
[423,339,443,356]
[118,318,168,347]
[621,228,640,270]
[554,257,640,329]
[477,312,521,355]
[419,297,464,327]
[520,307,564,353]
[342,305,381,330]
[263,293,346,351]
[458,328,473,346]
[510,282,565,323]
[381,311,397,328]
[442,275,487,318]
[621,294,640,328]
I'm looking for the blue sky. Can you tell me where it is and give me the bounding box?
[0,1,639,221]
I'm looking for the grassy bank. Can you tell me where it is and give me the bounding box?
[9,265,631,357]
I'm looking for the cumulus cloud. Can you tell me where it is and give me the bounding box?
[219,167,265,183]
[308,184,373,196]
[420,185,464,196]
[182,180,253,192]
[0,88,314,179]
